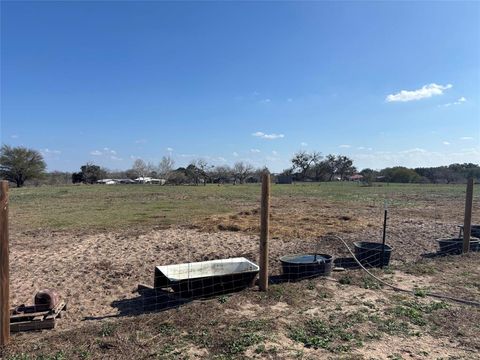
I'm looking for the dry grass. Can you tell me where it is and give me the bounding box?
[2,182,480,359]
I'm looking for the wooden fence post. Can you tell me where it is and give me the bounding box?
[463,178,474,254]
[259,172,270,291]
[0,181,10,347]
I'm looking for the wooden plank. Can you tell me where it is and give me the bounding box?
[10,318,55,333]
[463,178,474,253]
[0,181,9,346]
[259,172,270,291]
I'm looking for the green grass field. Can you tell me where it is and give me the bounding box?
[9,182,476,233]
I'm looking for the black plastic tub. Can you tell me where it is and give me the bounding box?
[436,237,480,255]
[353,242,393,268]
[280,254,333,281]
[459,225,480,238]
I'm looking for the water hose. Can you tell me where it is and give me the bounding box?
[330,235,480,307]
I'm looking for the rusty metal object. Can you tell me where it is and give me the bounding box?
[34,289,60,311]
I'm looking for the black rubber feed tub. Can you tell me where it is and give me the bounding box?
[354,242,393,268]
[280,254,333,281]
[436,237,480,255]
[459,225,480,238]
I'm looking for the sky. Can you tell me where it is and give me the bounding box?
[1,1,479,172]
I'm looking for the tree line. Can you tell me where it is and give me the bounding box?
[1,144,479,187]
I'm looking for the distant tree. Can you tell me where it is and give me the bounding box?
[125,169,138,180]
[233,161,254,184]
[71,172,84,184]
[79,163,106,184]
[381,167,420,183]
[158,156,175,179]
[211,165,233,184]
[184,163,199,185]
[336,155,356,180]
[169,168,188,185]
[360,168,377,185]
[131,159,154,180]
[0,145,46,187]
[195,159,213,186]
[324,154,339,181]
[291,151,321,180]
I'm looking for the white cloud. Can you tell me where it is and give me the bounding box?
[460,137,474,140]
[42,148,61,156]
[300,142,308,147]
[250,149,261,153]
[166,147,174,152]
[252,131,285,140]
[110,155,123,161]
[339,144,351,148]
[440,96,467,107]
[10,134,18,139]
[353,146,480,170]
[442,141,450,145]
[232,152,239,157]
[272,150,278,156]
[135,139,147,144]
[90,150,102,156]
[386,83,452,102]
[259,98,271,103]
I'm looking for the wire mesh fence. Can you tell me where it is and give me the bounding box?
[3,180,480,342]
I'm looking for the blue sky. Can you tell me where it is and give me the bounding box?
[1,1,479,172]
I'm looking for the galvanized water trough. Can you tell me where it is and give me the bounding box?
[154,257,259,298]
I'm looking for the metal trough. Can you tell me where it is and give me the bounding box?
[154,257,259,298]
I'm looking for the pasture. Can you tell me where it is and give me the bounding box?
[3,182,480,359]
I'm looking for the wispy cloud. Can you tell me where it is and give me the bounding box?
[90,150,102,156]
[272,150,278,156]
[442,141,450,145]
[259,98,271,104]
[300,142,308,147]
[460,136,474,140]
[440,96,467,107]
[252,131,285,140]
[103,147,116,155]
[135,139,147,144]
[339,144,351,148]
[232,152,239,157]
[250,149,261,153]
[42,148,61,155]
[386,83,452,102]
[10,134,19,139]
[166,147,174,152]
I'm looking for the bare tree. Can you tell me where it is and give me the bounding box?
[132,159,153,180]
[195,159,213,186]
[233,161,254,184]
[158,155,175,180]
[212,165,233,184]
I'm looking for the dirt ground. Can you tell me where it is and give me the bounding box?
[4,194,480,359]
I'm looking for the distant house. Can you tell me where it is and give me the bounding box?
[134,177,166,185]
[118,179,136,184]
[348,174,364,181]
[97,179,117,185]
